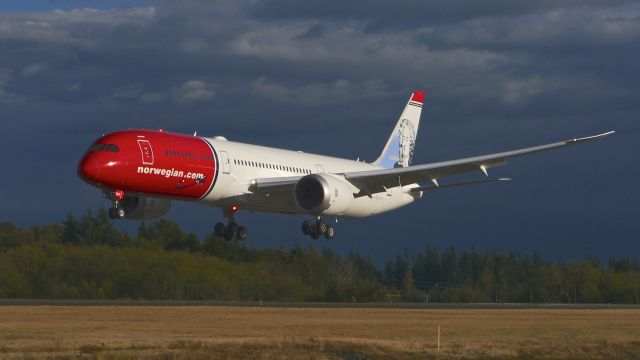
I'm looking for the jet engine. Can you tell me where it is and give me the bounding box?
[293,174,354,215]
[119,195,171,220]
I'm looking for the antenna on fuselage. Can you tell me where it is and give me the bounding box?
[193,131,197,136]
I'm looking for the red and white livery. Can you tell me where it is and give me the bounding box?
[78,92,614,240]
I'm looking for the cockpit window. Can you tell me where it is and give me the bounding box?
[89,143,119,152]
[90,143,106,152]
[106,144,120,153]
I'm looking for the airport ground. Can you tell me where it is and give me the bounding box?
[1,304,640,359]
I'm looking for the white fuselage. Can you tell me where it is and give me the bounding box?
[203,137,422,218]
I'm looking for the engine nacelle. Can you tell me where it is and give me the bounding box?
[293,174,354,215]
[119,195,171,220]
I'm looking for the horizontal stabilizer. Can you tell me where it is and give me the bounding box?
[410,178,511,192]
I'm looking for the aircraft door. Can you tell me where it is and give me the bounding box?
[220,151,231,174]
[315,164,324,174]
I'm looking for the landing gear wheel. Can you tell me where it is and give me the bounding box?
[302,220,314,235]
[317,221,327,236]
[324,225,335,240]
[214,223,225,237]
[108,207,117,219]
[116,208,125,219]
[310,232,319,240]
[237,226,247,241]
[225,223,238,241]
[228,222,238,235]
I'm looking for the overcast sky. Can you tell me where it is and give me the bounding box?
[0,0,638,263]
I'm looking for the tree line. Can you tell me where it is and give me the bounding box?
[0,209,638,303]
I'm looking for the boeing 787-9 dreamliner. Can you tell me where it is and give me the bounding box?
[78,91,613,240]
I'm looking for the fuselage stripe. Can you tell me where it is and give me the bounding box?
[199,137,219,200]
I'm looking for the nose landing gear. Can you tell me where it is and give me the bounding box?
[302,216,335,240]
[215,204,247,241]
[106,189,126,220]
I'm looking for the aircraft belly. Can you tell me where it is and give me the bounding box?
[341,188,417,218]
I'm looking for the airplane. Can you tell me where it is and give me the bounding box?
[77,91,614,241]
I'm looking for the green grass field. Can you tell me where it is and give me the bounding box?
[1,306,639,359]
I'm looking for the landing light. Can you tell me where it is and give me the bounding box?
[231,204,239,213]
[114,189,125,200]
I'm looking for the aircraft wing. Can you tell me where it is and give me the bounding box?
[250,131,613,196]
[344,131,614,194]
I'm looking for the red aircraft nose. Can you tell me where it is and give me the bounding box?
[78,156,100,181]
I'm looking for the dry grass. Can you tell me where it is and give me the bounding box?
[0,306,639,359]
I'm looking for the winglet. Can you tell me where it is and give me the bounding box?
[567,131,615,144]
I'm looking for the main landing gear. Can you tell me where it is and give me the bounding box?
[215,204,247,241]
[107,189,126,220]
[302,216,335,240]
[214,222,247,241]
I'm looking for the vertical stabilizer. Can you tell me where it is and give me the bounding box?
[374,91,424,168]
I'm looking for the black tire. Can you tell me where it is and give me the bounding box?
[116,208,126,219]
[225,223,238,241]
[214,223,225,237]
[302,220,313,235]
[324,224,335,240]
[317,221,327,235]
[310,231,319,240]
[108,207,117,219]
[237,226,247,241]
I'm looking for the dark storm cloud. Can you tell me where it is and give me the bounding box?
[0,1,637,261]
[248,0,638,30]
[2,1,638,118]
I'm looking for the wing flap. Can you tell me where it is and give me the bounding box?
[411,177,511,192]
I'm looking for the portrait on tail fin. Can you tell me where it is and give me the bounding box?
[397,118,416,168]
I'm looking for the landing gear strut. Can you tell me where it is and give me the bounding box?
[302,216,334,240]
[106,189,126,220]
[215,204,247,241]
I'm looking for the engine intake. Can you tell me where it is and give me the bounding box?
[293,174,353,215]
[294,174,330,212]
